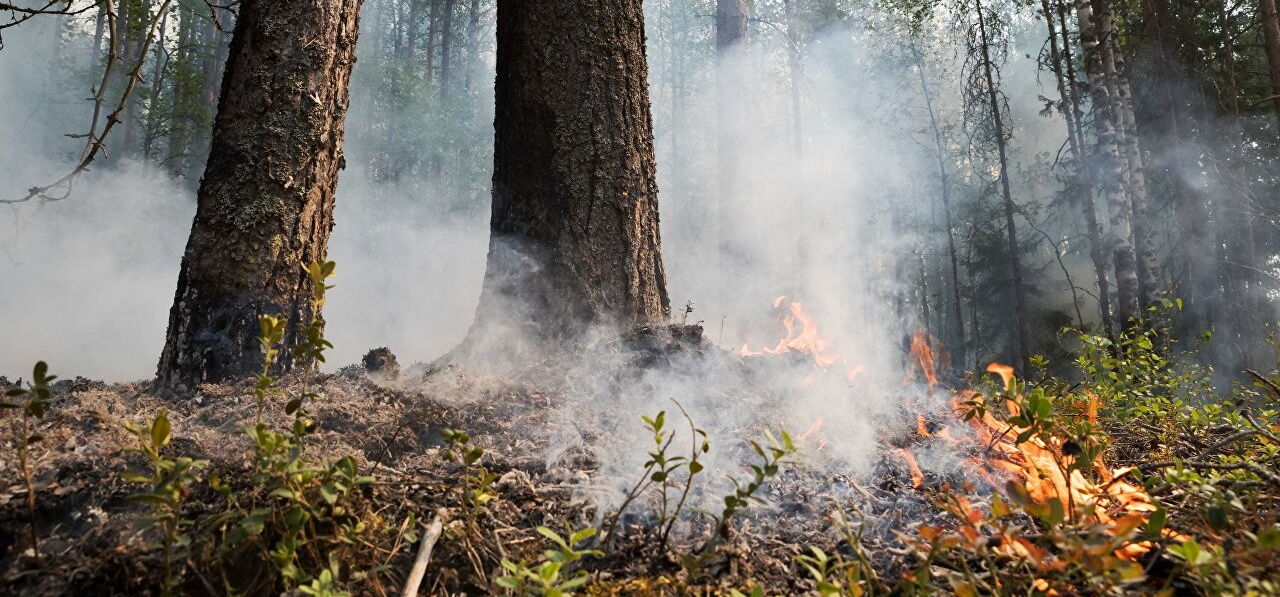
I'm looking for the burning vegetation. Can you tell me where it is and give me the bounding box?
[3,285,1280,596]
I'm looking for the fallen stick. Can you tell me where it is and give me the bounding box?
[401,508,447,597]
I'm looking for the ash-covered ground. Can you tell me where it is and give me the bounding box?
[0,325,1007,596]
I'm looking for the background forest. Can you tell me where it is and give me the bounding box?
[4,0,1275,384]
[3,0,1280,595]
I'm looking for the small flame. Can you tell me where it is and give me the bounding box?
[899,448,925,488]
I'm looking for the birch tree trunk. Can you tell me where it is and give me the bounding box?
[1045,0,1115,338]
[466,0,669,347]
[1076,0,1140,324]
[1096,0,1157,308]
[157,0,364,390]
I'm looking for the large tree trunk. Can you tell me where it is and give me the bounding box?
[1261,0,1280,133]
[466,0,669,349]
[157,0,364,390]
[1077,0,1140,324]
[975,2,1030,373]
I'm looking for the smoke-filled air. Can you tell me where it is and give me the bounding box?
[2,0,1279,595]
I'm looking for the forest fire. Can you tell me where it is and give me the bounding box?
[739,297,863,379]
[744,304,1165,560]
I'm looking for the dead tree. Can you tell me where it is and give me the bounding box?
[465,0,670,348]
[157,0,364,389]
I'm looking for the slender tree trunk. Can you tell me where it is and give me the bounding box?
[1077,0,1140,324]
[142,5,169,161]
[166,3,190,176]
[1097,0,1157,307]
[715,0,748,280]
[975,2,1030,372]
[781,0,802,155]
[404,0,425,61]
[157,0,364,390]
[438,0,454,101]
[914,46,966,360]
[425,0,439,84]
[92,1,106,65]
[1046,0,1116,338]
[467,0,669,348]
[1262,0,1280,133]
[462,0,480,91]
[1217,3,1260,368]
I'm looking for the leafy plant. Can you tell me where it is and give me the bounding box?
[715,429,797,539]
[495,526,602,597]
[218,261,377,593]
[3,360,56,556]
[123,409,208,596]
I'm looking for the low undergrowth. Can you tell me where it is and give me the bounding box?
[3,279,1280,595]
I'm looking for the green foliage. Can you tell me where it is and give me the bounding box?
[123,409,207,596]
[717,429,797,538]
[212,261,378,593]
[3,361,56,556]
[441,427,499,532]
[495,526,602,597]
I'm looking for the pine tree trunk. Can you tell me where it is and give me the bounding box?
[1261,0,1280,133]
[157,0,364,390]
[1046,0,1116,339]
[715,0,747,276]
[425,0,439,83]
[166,3,191,176]
[1076,0,1140,324]
[438,0,454,101]
[467,0,669,347]
[975,2,1030,372]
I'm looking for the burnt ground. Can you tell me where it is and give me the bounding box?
[0,327,994,596]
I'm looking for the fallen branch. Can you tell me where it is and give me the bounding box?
[1246,369,1280,402]
[401,508,447,597]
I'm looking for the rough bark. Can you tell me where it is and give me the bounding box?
[1261,0,1280,132]
[157,0,364,390]
[1046,0,1116,339]
[1077,0,1140,324]
[975,2,1030,372]
[466,0,669,347]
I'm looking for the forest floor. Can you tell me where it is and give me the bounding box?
[2,325,1280,596]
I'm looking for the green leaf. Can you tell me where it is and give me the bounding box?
[1206,504,1229,531]
[1146,505,1167,535]
[151,410,172,448]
